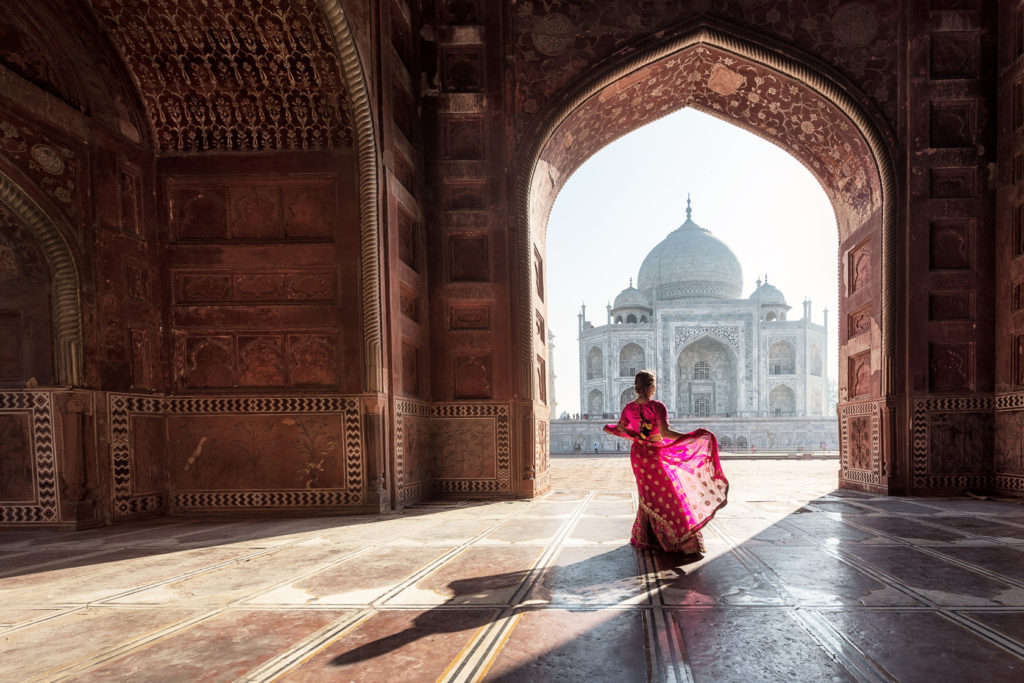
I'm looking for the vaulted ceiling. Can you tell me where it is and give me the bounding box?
[88,0,354,152]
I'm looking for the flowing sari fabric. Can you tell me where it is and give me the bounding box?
[605,400,729,553]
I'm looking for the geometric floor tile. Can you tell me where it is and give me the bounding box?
[3,459,1024,681]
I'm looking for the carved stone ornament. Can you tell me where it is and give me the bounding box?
[675,326,740,353]
[89,0,354,152]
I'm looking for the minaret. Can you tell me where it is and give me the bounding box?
[578,303,588,418]
[823,307,830,415]
[548,330,558,418]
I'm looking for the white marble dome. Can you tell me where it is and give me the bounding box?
[636,211,743,301]
[750,280,787,305]
[613,284,651,310]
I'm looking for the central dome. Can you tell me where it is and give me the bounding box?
[636,206,743,301]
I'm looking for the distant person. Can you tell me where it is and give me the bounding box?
[604,370,729,557]
[593,441,598,454]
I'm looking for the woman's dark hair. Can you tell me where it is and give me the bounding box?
[634,370,656,398]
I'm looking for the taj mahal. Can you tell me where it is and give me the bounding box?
[552,199,838,453]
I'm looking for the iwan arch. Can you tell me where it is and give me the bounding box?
[0,2,1011,527]
[521,24,895,494]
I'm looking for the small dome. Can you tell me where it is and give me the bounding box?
[636,201,743,301]
[749,280,787,305]
[613,284,650,310]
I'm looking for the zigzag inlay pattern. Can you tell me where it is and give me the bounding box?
[0,391,58,523]
[343,399,364,500]
[995,391,1024,411]
[912,401,928,483]
[174,490,355,508]
[164,396,351,413]
[994,475,1024,492]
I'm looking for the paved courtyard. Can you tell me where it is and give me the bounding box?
[2,455,1024,681]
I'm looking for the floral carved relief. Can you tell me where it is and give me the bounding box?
[0,113,81,225]
[89,0,354,152]
[847,306,871,340]
[929,342,972,392]
[995,410,1024,474]
[538,45,881,231]
[847,414,871,470]
[170,414,345,491]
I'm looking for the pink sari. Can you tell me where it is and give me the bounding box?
[604,400,728,554]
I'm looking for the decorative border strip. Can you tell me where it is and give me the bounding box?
[0,391,58,523]
[994,474,1024,493]
[172,490,357,509]
[163,396,353,413]
[109,394,164,518]
[911,396,994,490]
[995,390,1024,411]
[110,393,365,517]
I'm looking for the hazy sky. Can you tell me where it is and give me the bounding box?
[546,107,839,416]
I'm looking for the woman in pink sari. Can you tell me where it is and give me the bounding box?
[604,370,729,555]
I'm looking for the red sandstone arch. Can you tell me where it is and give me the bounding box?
[517,25,897,493]
[0,169,83,385]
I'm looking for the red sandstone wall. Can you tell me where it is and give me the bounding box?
[901,2,997,495]
[147,152,368,515]
[996,0,1024,495]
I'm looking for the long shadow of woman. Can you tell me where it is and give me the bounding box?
[327,544,683,668]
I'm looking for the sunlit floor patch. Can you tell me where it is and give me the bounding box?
[2,459,1024,681]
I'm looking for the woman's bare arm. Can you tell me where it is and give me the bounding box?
[658,417,686,442]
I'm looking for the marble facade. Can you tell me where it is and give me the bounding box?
[578,205,829,421]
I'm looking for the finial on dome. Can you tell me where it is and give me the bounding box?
[756,276,762,288]
[686,194,692,221]
[629,277,633,288]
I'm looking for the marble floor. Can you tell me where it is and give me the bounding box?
[3,458,1024,682]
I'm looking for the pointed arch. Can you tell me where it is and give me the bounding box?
[320,0,383,392]
[0,170,82,385]
[516,22,896,406]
